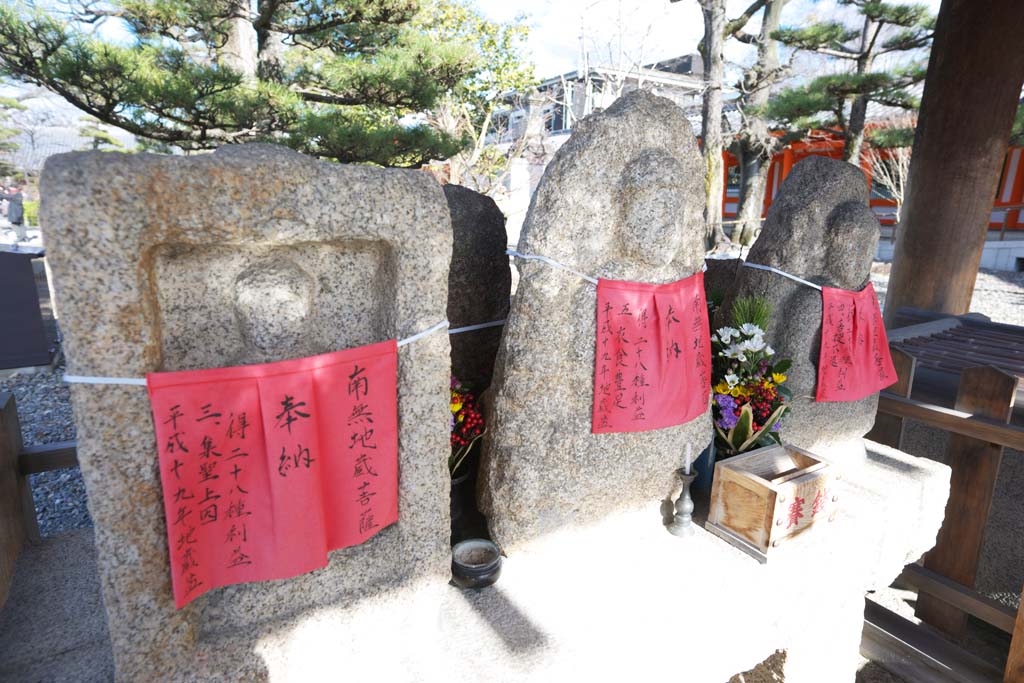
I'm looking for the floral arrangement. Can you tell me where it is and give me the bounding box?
[711,297,792,456]
[450,376,485,477]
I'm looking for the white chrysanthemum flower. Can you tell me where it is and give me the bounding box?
[723,345,747,362]
[740,337,766,353]
[765,345,775,356]
[717,326,739,344]
[739,323,763,336]
[725,372,739,388]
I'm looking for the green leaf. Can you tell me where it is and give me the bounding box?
[737,402,790,452]
[730,405,754,449]
[773,359,792,374]
[777,384,793,400]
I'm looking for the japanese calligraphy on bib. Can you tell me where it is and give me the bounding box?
[593,272,711,433]
[147,341,398,608]
[816,282,897,402]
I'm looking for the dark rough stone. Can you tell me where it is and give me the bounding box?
[444,184,511,391]
[717,156,881,462]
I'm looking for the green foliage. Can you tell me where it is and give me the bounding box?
[771,22,858,52]
[769,0,933,160]
[78,117,124,151]
[1011,103,1024,147]
[22,199,38,226]
[0,0,523,167]
[730,296,772,331]
[0,95,25,177]
[868,126,914,148]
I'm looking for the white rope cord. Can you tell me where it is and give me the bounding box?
[742,262,823,291]
[62,375,148,386]
[65,319,454,385]
[506,249,599,284]
[395,319,450,348]
[448,320,507,334]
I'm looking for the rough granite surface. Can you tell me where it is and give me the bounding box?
[478,90,712,551]
[444,184,511,390]
[717,156,881,463]
[40,145,453,682]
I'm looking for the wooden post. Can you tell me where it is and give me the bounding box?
[916,366,1019,638]
[1008,584,1024,682]
[866,346,916,449]
[0,393,27,608]
[883,0,1024,325]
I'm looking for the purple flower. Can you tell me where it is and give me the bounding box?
[714,393,739,430]
[771,421,781,432]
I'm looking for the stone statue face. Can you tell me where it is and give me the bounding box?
[619,150,689,268]
[234,258,315,351]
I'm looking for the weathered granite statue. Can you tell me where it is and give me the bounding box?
[478,90,711,550]
[717,155,881,463]
[443,185,511,391]
[41,145,452,681]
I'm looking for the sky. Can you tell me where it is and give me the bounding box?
[474,0,945,80]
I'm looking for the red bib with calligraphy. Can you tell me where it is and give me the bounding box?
[592,272,711,433]
[816,282,897,402]
[147,341,399,608]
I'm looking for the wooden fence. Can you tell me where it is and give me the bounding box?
[867,346,1024,683]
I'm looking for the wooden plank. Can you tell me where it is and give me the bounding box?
[899,564,1016,634]
[1005,584,1024,682]
[0,393,27,608]
[887,317,963,343]
[18,441,78,475]
[918,366,1019,639]
[868,347,917,449]
[862,599,1003,683]
[876,394,1024,451]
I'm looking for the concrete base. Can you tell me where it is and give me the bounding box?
[0,440,949,682]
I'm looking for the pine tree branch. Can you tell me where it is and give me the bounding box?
[725,0,767,39]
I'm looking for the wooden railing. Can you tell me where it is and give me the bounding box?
[0,392,80,607]
[868,346,1024,683]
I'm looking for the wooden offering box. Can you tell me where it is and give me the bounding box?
[707,444,835,563]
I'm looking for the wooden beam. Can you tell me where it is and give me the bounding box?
[867,346,916,449]
[18,441,78,475]
[876,394,1024,451]
[899,564,1016,634]
[862,599,1003,683]
[884,0,1024,325]
[1007,584,1024,683]
[0,393,27,608]
[917,366,1019,639]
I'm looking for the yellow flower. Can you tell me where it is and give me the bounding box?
[730,386,749,398]
[450,398,463,414]
[772,372,787,384]
[714,381,731,394]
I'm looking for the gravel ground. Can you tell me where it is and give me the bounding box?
[871,260,1024,325]
[0,360,91,538]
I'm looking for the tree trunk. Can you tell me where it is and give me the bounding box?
[884,0,1024,325]
[733,0,785,244]
[700,0,729,249]
[222,1,259,81]
[844,94,868,162]
[735,152,770,245]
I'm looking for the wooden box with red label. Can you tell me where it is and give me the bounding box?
[707,443,836,563]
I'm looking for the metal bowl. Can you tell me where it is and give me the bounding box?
[451,538,502,589]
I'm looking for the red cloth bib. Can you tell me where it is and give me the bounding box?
[592,272,710,433]
[816,282,897,402]
[147,341,399,608]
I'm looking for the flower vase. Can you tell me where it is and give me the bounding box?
[693,440,717,491]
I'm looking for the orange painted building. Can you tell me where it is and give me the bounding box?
[722,131,1024,230]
